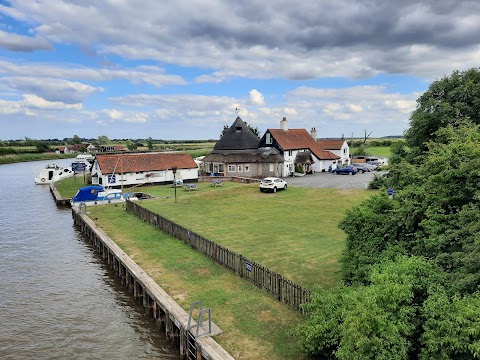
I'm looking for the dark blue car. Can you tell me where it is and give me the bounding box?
[333,165,358,175]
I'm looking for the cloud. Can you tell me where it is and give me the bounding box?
[22,94,83,110]
[249,89,264,105]
[0,60,186,88]
[3,77,102,104]
[2,1,479,80]
[0,30,52,52]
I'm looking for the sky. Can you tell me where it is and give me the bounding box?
[1,1,480,141]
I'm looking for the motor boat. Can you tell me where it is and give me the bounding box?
[35,164,74,185]
[70,185,136,207]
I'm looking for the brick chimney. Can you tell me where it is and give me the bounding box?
[280,117,288,131]
[311,127,317,140]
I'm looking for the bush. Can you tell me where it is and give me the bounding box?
[368,173,388,189]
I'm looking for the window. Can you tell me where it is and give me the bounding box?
[343,148,347,154]
[269,164,274,172]
[266,132,272,144]
[288,150,293,156]
[238,165,243,172]
[228,165,235,172]
[245,165,250,172]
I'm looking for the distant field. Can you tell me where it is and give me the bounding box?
[365,146,392,157]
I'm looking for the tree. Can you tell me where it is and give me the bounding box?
[126,140,137,151]
[405,68,480,160]
[96,135,111,145]
[147,137,154,150]
[298,256,446,359]
[341,122,480,292]
[72,135,81,144]
[35,141,50,153]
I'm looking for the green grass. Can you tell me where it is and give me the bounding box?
[132,182,374,289]
[88,204,306,360]
[54,175,91,198]
[81,181,375,359]
[366,146,392,157]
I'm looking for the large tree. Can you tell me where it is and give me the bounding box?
[298,69,480,359]
[405,68,480,160]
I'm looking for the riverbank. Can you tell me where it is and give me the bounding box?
[87,204,306,360]
[0,153,76,165]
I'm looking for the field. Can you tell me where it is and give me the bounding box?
[86,182,375,359]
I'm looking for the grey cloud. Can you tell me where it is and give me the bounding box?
[0,30,52,52]
[5,1,480,80]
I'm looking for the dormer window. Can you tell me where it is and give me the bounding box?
[266,132,272,144]
[235,126,242,132]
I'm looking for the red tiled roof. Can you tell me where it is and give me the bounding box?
[268,129,340,160]
[96,152,197,174]
[317,139,346,150]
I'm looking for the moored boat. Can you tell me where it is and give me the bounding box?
[35,164,74,185]
[70,185,136,207]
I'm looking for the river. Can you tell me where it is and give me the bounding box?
[0,159,180,359]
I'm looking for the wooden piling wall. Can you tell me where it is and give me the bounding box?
[72,208,234,360]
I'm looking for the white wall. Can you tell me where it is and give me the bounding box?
[94,168,198,187]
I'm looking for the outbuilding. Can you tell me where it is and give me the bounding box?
[91,152,198,188]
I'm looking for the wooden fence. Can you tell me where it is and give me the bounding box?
[126,200,311,314]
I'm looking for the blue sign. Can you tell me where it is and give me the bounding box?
[72,162,87,172]
[107,174,116,184]
[245,261,252,272]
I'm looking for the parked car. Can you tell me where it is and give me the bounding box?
[363,163,378,171]
[352,163,369,173]
[333,165,358,175]
[259,177,288,192]
[366,160,383,170]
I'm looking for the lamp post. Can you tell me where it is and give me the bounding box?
[172,166,177,203]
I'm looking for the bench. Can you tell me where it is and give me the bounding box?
[211,180,223,187]
[183,184,199,191]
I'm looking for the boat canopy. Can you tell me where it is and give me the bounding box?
[72,185,104,202]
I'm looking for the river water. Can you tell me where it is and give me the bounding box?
[0,159,179,360]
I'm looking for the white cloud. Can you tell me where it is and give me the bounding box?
[249,89,264,105]
[22,94,83,110]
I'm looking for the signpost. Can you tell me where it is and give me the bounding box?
[72,162,87,182]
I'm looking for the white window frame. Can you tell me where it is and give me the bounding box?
[227,165,236,172]
[237,165,243,172]
[244,165,250,172]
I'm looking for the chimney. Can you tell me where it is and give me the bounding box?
[280,117,288,131]
[311,127,317,140]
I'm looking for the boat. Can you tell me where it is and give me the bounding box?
[72,154,94,171]
[70,185,137,207]
[35,164,75,185]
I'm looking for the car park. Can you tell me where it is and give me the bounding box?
[259,177,288,192]
[333,165,358,175]
[352,163,370,173]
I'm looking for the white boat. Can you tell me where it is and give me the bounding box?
[72,154,94,171]
[35,164,75,185]
[70,185,137,207]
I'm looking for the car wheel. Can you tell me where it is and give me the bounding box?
[260,188,264,192]
[349,171,353,175]
[273,187,277,193]
[284,184,287,190]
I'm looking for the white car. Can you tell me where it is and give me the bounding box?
[259,177,288,193]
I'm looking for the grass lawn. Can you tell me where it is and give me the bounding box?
[131,182,374,289]
[87,204,306,360]
[54,175,91,198]
[82,182,375,359]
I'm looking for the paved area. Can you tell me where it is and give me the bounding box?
[285,171,380,189]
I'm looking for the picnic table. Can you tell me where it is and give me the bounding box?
[210,179,223,187]
[183,183,199,191]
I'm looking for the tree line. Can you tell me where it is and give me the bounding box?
[297,68,480,359]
